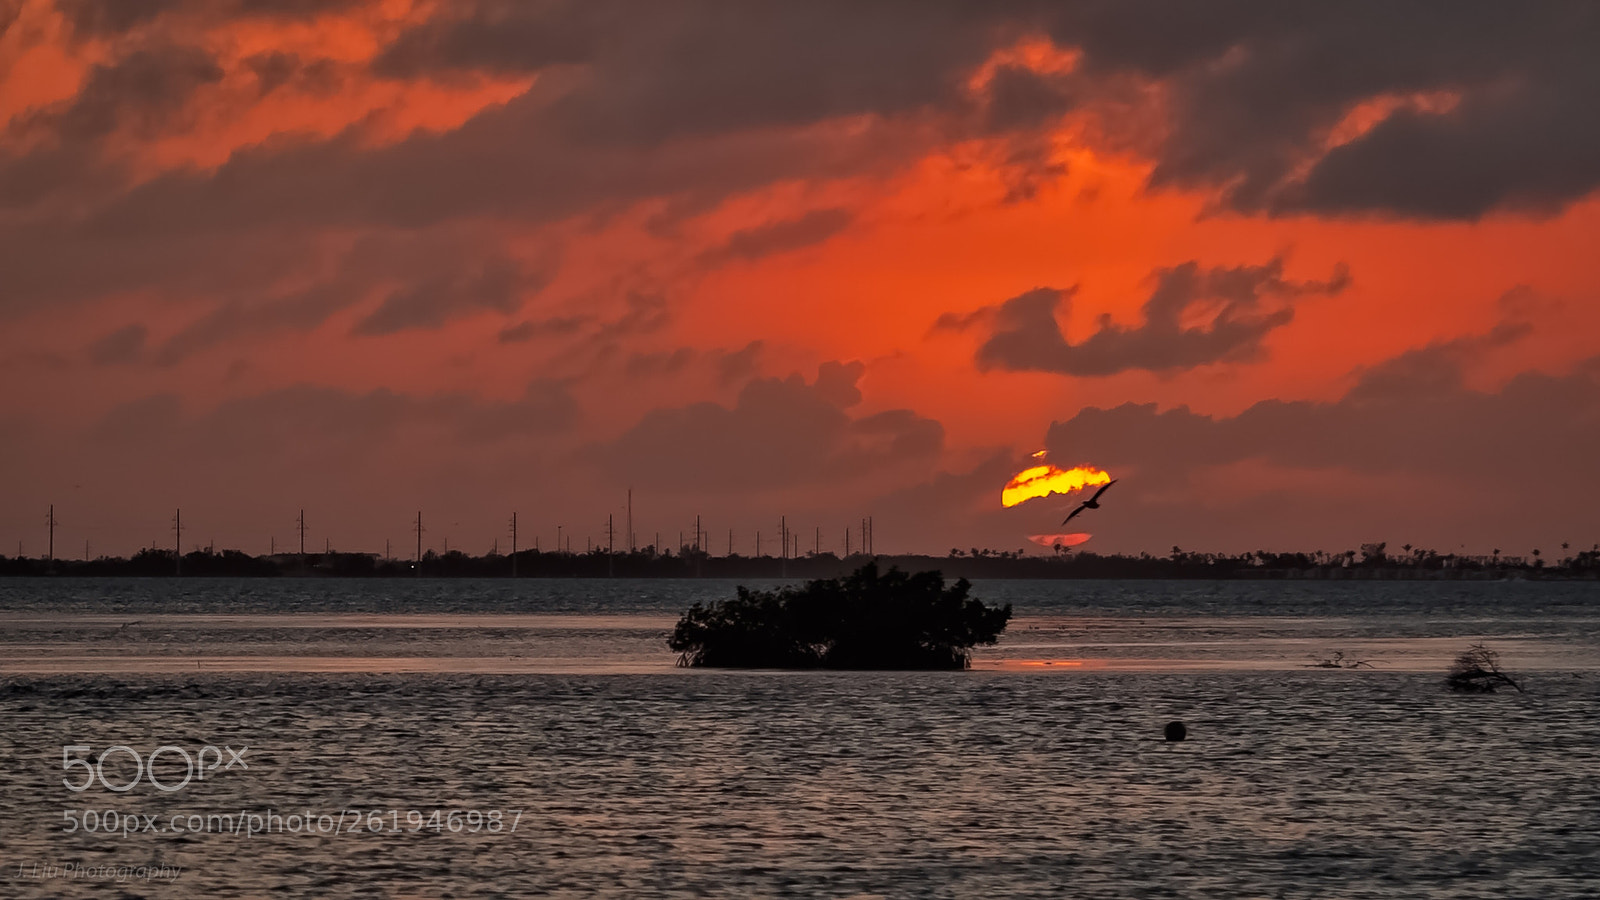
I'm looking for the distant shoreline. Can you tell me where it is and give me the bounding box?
[3,548,1596,580]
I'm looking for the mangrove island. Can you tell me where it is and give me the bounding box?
[668,563,1012,669]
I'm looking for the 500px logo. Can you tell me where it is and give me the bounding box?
[63,744,249,793]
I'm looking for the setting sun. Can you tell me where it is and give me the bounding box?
[1001,464,1113,508]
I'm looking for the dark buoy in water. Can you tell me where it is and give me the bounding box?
[1164,721,1187,742]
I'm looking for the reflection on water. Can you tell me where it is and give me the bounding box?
[1,579,1597,897]
[3,672,1598,898]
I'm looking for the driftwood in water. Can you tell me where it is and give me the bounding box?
[1446,643,1524,693]
[1304,650,1375,669]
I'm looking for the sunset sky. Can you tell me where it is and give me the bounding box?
[3,1,1597,558]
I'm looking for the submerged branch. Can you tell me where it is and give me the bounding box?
[1446,643,1524,693]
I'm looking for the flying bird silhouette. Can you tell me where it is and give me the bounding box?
[1062,480,1117,525]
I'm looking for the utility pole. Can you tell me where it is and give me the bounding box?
[298,509,306,557]
[780,516,787,578]
[173,508,183,576]
[694,514,701,553]
[845,526,851,557]
[756,531,761,558]
[607,513,614,577]
[414,511,424,576]
[510,512,518,578]
[557,525,563,555]
[868,516,874,555]
[46,504,56,566]
[728,528,733,556]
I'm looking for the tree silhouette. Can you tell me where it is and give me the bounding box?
[669,563,1011,669]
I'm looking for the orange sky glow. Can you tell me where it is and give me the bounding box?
[3,1,1598,558]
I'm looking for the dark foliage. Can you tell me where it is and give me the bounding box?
[668,563,1011,669]
[1446,643,1524,693]
[5,541,1599,580]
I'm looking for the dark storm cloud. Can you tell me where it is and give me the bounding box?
[9,1,994,247]
[1039,0,1600,218]
[0,145,102,210]
[93,379,578,453]
[712,340,763,385]
[621,341,763,383]
[155,280,355,364]
[353,256,539,337]
[456,378,579,441]
[698,208,854,266]
[966,257,1349,376]
[244,52,343,97]
[69,95,915,241]
[983,64,1074,133]
[141,232,555,360]
[370,0,1600,219]
[56,0,181,37]
[372,1,601,78]
[864,450,1061,553]
[57,0,364,38]
[1345,317,1530,402]
[623,347,696,379]
[0,212,334,316]
[87,323,147,364]
[1283,93,1600,219]
[600,362,943,492]
[32,44,222,140]
[1,0,23,36]
[382,1,1001,145]
[0,44,220,213]
[7,0,1599,326]
[497,316,587,344]
[1043,324,1598,488]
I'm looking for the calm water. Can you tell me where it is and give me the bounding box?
[2,578,1597,897]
